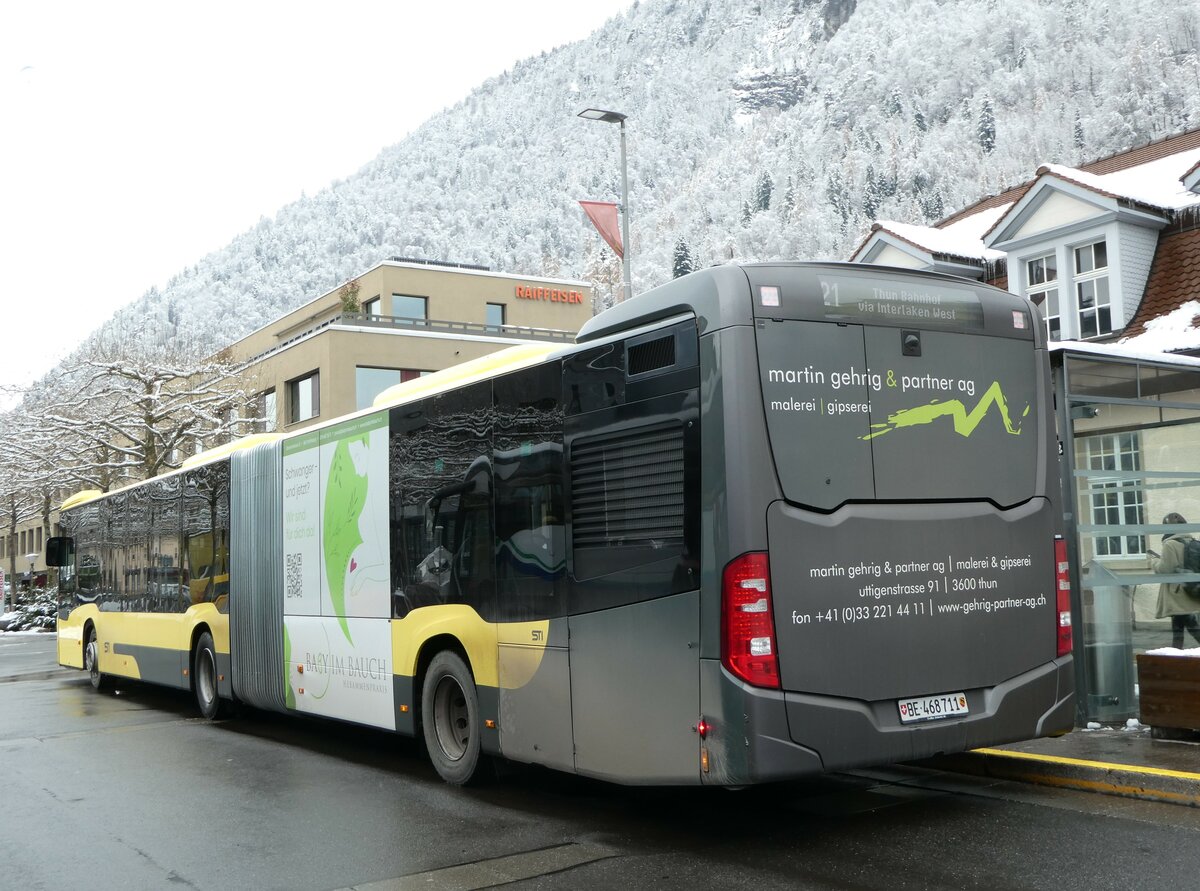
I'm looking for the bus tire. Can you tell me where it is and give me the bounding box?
[194,631,224,720]
[421,651,483,785]
[85,626,108,692]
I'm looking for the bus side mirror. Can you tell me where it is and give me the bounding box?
[46,536,74,567]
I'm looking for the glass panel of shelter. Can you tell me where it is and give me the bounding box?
[1066,355,1200,722]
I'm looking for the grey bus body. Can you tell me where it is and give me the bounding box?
[54,261,1072,787]
[566,262,1072,784]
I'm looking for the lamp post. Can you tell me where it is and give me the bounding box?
[577,107,632,302]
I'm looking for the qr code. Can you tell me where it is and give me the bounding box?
[285,553,303,599]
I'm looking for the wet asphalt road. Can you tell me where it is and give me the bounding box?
[3,632,1200,891]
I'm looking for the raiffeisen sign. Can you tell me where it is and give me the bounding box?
[514,284,586,303]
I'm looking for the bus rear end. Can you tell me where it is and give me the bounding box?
[705,264,1073,784]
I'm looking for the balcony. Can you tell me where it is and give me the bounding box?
[339,311,576,342]
[244,310,576,369]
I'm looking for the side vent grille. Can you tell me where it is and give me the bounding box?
[627,334,675,376]
[572,424,685,548]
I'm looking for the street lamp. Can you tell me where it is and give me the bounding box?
[577,107,633,302]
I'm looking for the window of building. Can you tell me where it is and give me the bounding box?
[1025,253,1060,341]
[1074,240,1111,338]
[363,296,382,317]
[392,295,428,321]
[252,389,277,433]
[486,303,506,329]
[1083,432,1145,558]
[216,407,237,445]
[356,367,428,411]
[287,372,320,424]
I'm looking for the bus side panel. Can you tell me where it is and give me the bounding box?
[497,616,573,771]
[569,591,700,784]
[91,605,229,691]
[57,605,89,669]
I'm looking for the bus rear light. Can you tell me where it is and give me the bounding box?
[696,718,710,739]
[722,552,781,689]
[1054,536,1073,657]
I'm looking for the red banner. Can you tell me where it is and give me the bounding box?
[579,200,623,259]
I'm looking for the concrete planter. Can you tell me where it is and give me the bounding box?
[1137,653,1200,733]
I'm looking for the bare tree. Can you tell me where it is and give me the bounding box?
[0,330,264,606]
[0,430,46,610]
[24,338,261,488]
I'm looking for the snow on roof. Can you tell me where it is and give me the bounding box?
[1117,299,1200,354]
[876,202,1010,262]
[1051,334,1200,366]
[1041,146,1200,212]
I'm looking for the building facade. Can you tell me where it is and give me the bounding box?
[851,128,1200,725]
[226,258,591,433]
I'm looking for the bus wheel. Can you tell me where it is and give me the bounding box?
[85,626,108,692]
[421,651,482,785]
[194,632,224,720]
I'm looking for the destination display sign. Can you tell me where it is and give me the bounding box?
[817,272,985,330]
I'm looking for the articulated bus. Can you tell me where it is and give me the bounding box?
[49,262,1074,786]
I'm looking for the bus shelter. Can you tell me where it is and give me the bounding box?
[1054,344,1200,725]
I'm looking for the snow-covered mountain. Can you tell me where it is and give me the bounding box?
[91,0,1200,354]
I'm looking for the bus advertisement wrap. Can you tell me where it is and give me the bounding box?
[282,412,393,728]
[767,501,1057,702]
[757,322,1039,508]
[285,615,395,729]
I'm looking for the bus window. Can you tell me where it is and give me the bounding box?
[183,462,230,608]
[390,382,492,617]
[494,361,566,621]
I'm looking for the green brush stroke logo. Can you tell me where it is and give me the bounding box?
[323,436,368,644]
[863,381,1030,440]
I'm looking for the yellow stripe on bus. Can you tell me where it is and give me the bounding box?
[391,607,549,689]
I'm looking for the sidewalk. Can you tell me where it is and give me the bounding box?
[928,723,1200,807]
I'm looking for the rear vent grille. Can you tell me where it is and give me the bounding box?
[571,424,685,548]
[627,334,675,376]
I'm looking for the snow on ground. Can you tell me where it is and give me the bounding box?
[1145,646,1200,656]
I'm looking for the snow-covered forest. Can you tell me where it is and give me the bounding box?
[23,0,1200,383]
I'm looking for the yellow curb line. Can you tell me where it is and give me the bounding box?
[972,747,1200,782]
[996,771,1200,805]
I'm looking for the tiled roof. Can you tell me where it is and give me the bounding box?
[1080,129,1200,175]
[1122,223,1200,338]
[938,184,1031,228]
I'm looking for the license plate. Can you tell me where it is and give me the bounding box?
[898,692,968,724]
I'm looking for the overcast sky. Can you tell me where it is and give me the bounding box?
[0,0,630,396]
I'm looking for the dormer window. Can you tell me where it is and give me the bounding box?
[1074,240,1111,338]
[1025,253,1060,341]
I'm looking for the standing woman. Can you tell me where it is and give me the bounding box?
[1151,512,1200,648]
